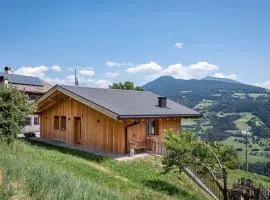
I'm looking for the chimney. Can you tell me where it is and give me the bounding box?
[4,67,10,74]
[158,96,167,108]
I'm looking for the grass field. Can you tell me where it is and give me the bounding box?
[248,93,268,99]
[182,118,212,134]
[228,169,270,189]
[234,112,264,131]
[232,93,246,99]
[194,100,214,110]
[221,136,270,163]
[0,140,207,200]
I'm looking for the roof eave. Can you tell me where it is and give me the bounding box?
[117,113,202,120]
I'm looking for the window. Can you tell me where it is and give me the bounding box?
[29,94,42,101]
[54,116,59,130]
[34,116,39,125]
[24,117,32,126]
[60,116,66,131]
[145,119,157,135]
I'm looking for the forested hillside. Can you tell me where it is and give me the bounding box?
[144,76,270,177]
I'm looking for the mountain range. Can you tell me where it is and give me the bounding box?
[143,76,267,107]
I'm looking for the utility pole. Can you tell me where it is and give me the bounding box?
[75,68,79,86]
[245,132,248,176]
[242,130,251,178]
[246,132,248,174]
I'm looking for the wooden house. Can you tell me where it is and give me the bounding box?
[35,85,201,155]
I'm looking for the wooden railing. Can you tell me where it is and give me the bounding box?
[188,166,223,200]
[146,139,270,200]
[229,178,270,200]
[145,138,223,200]
[145,136,166,156]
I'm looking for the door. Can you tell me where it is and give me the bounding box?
[74,117,81,144]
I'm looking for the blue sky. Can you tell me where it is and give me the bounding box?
[1,0,270,88]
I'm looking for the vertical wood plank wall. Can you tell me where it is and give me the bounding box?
[125,119,181,142]
[40,97,125,154]
[39,95,182,154]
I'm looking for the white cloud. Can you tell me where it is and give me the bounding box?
[189,62,218,71]
[255,81,270,89]
[106,61,133,67]
[79,78,112,88]
[212,73,238,80]
[44,74,111,88]
[14,66,48,78]
[51,65,61,72]
[144,61,219,80]
[174,42,184,49]
[43,77,67,85]
[104,72,119,78]
[92,80,112,88]
[78,69,95,77]
[126,61,162,74]
[13,65,109,88]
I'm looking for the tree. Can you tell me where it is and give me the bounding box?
[109,81,144,91]
[0,85,34,142]
[163,130,240,200]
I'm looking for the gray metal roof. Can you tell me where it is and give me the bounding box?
[0,73,42,86]
[58,85,201,119]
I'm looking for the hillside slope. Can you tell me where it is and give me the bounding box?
[0,140,207,200]
[144,76,270,175]
[202,76,240,84]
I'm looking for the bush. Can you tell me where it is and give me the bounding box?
[251,148,260,152]
[235,148,243,151]
[265,152,270,158]
[24,132,36,138]
[264,147,270,151]
[0,85,34,142]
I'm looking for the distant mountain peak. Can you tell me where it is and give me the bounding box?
[202,76,240,84]
[155,76,176,81]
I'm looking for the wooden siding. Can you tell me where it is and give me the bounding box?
[39,92,182,154]
[125,119,181,142]
[40,96,125,154]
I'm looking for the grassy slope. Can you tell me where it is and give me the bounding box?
[234,112,264,130]
[221,136,270,163]
[228,169,270,189]
[0,140,206,200]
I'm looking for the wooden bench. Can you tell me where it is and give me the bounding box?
[129,140,147,151]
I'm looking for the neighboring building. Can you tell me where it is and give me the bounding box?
[35,85,201,155]
[0,67,52,133]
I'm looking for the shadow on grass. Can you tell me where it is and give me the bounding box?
[144,179,188,196]
[24,138,108,163]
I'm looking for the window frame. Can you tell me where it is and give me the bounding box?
[145,119,157,135]
[60,116,67,131]
[54,116,60,130]
[34,116,40,125]
[24,117,32,126]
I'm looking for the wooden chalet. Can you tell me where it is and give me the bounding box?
[35,85,201,155]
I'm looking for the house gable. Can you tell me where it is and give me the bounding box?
[36,86,119,120]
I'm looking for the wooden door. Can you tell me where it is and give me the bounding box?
[74,117,81,144]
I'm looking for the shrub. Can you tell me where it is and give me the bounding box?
[251,148,260,152]
[24,132,36,138]
[264,147,270,151]
[0,85,34,142]
[235,148,243,151]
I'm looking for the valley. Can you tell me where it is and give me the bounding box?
[144,76,270,177]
